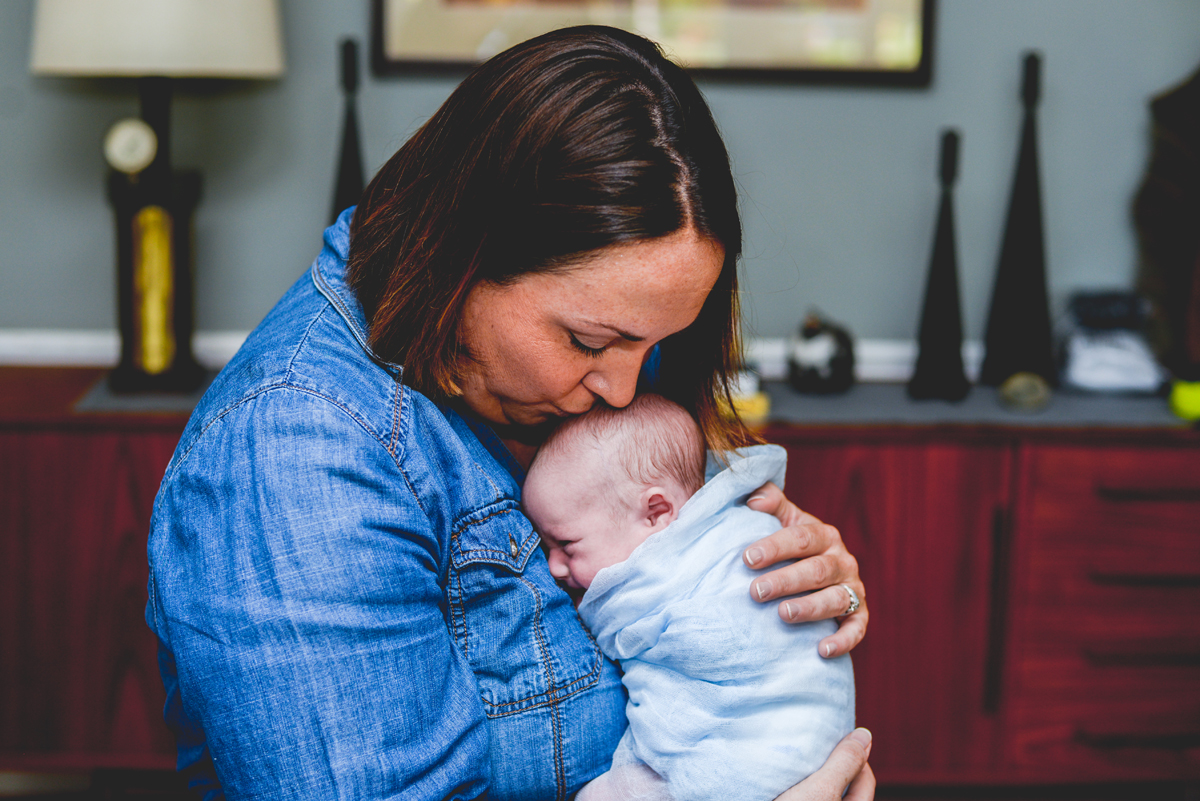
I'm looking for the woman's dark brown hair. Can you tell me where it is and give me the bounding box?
[348,25,754,451]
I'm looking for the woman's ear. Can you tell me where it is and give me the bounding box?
[641,487,678,533]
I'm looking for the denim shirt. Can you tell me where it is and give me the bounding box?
[146,209,627,801]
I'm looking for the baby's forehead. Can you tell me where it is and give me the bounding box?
[544,425,622,464]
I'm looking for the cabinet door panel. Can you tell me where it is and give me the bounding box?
[773,438,1012,783]
[0,429,180,769]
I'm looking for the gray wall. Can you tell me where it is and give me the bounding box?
[2,0,1198,342]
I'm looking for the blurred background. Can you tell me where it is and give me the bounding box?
[2,0,1198,359]
[2,2,1200,799]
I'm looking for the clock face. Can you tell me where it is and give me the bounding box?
[104,118,158,174]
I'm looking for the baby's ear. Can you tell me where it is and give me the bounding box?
[642,488,678,533]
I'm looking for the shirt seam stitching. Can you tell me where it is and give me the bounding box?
[163,384,406,495]
[283,300,333,384]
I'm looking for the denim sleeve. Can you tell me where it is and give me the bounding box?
[147,388,490,800]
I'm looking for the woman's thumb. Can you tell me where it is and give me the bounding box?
[822,729,872,789]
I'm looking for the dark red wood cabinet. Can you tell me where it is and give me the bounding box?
[1005,444,1200,781]
[1,368,184,771]
[768,425,1200,788]
[2,368,1198,791]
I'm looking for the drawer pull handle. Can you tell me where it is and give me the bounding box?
[1076,730,1200,750]
[1088,571,1200,588]
[982,507,1011,715]
[1095,486,1200,503]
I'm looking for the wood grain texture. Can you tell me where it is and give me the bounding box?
[1,413,183,770]
[769,434,1013,784]
[0,367,191,432]
[1005,445,1200,781]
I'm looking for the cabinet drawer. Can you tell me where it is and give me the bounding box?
[1023,445,1200,552]
[1017,444,1200,655]
[1009,689,1200,780]
[1006,444,1200,778]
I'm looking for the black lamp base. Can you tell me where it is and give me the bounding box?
[108,359,207,395]
[106,168,204,395]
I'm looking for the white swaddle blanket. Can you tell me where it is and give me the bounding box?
[576,445,855,801]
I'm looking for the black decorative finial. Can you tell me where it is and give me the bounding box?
[330,38,366,225]
[981,50,1056,390]
[341,38,359,96]
[1021,52,1040,110]
[908,128,970,402]
[940,128,959,186]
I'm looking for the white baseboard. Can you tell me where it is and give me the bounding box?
[0,330,983,383]
[0,329,248,369]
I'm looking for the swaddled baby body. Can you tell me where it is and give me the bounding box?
[522,394,855,801]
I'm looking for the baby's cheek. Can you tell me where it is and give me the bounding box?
[571,562,597,590]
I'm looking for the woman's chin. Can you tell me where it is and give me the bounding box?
[494,415,562,444]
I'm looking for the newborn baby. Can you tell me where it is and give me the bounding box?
[523,394,855,801]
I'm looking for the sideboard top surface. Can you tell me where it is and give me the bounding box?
[2,368,1196,444]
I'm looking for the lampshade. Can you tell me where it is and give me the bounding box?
[30,0,285,78]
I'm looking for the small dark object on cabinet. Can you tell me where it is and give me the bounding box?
[788,312,856,394]
[331,38,366,224]
[980,52,1056,388]
[909,128,970,402]
[1066,291,1150,331]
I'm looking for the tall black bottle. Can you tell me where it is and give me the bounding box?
[980,52,1056,386]
[909,129,970,401]
[330,39,365,224]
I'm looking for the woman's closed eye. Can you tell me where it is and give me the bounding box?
[568,332,610,358]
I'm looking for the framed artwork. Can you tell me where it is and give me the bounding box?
[372,0,935,85]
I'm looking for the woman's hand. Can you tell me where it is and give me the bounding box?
[774,729,874,801]
[745,482,867,659]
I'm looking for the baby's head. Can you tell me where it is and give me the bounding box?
[524,394,706,590]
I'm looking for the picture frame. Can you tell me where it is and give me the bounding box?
[371,0,935,86]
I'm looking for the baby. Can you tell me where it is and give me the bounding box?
[522,394,855,801]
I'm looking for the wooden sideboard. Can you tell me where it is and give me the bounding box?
[765,420,1200,789]
[1,367,185,771]
[2,367,1198,791]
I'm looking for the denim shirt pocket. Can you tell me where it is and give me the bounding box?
[447,499,605,718]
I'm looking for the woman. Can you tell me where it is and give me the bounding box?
[147,26,871,801]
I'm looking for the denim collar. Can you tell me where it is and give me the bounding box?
[311,207,525,485]
[310,206,404,377]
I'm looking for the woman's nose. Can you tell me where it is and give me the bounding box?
[581,362,639,410]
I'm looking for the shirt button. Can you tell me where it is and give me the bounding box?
[510,539,519,558]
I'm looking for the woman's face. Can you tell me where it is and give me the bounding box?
[456,227,724,429]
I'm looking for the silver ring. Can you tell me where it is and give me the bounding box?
[839,584,860,616]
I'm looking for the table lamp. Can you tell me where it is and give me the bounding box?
[30,0,285,393]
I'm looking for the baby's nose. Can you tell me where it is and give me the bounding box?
[546,550,570,579]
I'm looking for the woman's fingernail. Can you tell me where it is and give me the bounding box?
[782,601,795,620]
[823,643,835,658]
[755,579,773,600]
[849,728,872,748]
[745,547,764,566]
[747,494,766,504]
